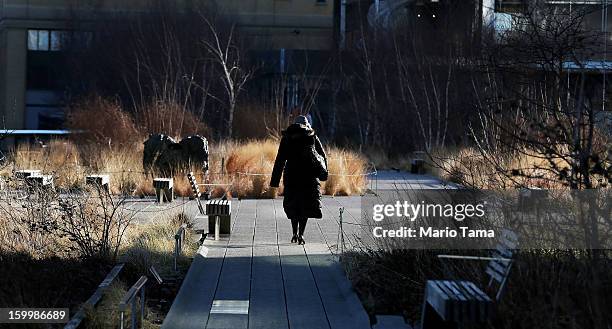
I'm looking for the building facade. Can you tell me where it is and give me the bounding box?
[0,0,335,132]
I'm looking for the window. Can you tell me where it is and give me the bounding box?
[38,30,49,50]
[27,30,38,51]
[27,29,91,51]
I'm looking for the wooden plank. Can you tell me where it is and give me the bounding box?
[275,199,330,329]
[486,266,504,284]
[456,281,477,323]
[471,281,492,320]
[435,281,458,321]
[486,260,507,283]
[161,202,242,329]
[304,245,370,329]
[206,200,256,329]
[443,281,467,323]
[500,234,518,249]
[249,200,289,329]
[460,281,491,321]
[426,281,451,321]
[494,244,513,258]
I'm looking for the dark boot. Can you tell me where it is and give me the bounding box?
[298,218,308,236]
[298,218,308,245]
[291,219,299,243]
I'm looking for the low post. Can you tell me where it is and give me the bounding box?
[411,151,426,174]
[215,215,220,241]
[174,224,187,272]
[131,297,137,329]
[140,287,146,322]
[338,207,345,254]
[153,178,174,203]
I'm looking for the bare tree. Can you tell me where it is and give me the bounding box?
[458,4,611,327]
[202,17,253,138]
[469,2,610,190]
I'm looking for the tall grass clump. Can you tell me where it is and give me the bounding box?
[431,147,572,189]
[122,213,197,276]
[323,147,368,196]
[4,138,368,198]
[221,139,368,198]
[224,139,279,198]
[11,140,84,190]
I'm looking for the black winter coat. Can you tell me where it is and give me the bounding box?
[270,124,327,219]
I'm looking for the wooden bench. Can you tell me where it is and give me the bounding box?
[187,172,208,241]
[187,172,205,214]
[411,151,426,174]
[15,169,42,179]
[86,175,110,192]
[421,229,518,328]
[26,174,54,190]
[206,199,232,240]
[153,178,174,203]
[187,172,232,241]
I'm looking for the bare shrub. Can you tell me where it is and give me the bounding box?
[134,100,211,139]
[232,105,283,140]
[67,96,140,147]
[0,183,135,261]
[57,188,135,261]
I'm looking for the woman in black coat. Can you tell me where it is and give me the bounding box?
[270,115,327,245]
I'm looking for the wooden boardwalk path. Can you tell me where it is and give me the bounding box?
[160,171,449,329]
[162,198,371,329]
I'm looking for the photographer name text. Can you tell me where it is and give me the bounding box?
[371,201,494,239]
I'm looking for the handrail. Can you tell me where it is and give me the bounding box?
[436,255,513,262]
[64,264,124,329]
[119,276,148,329]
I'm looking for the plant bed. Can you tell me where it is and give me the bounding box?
[342,249,612,329]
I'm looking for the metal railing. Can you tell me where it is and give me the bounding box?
[64,264,124,329]
[174,224,187,272]
[119,276,148,329]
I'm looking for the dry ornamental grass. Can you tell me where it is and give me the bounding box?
[3,138,368,198]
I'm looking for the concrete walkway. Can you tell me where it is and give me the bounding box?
[159,171,448,329]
